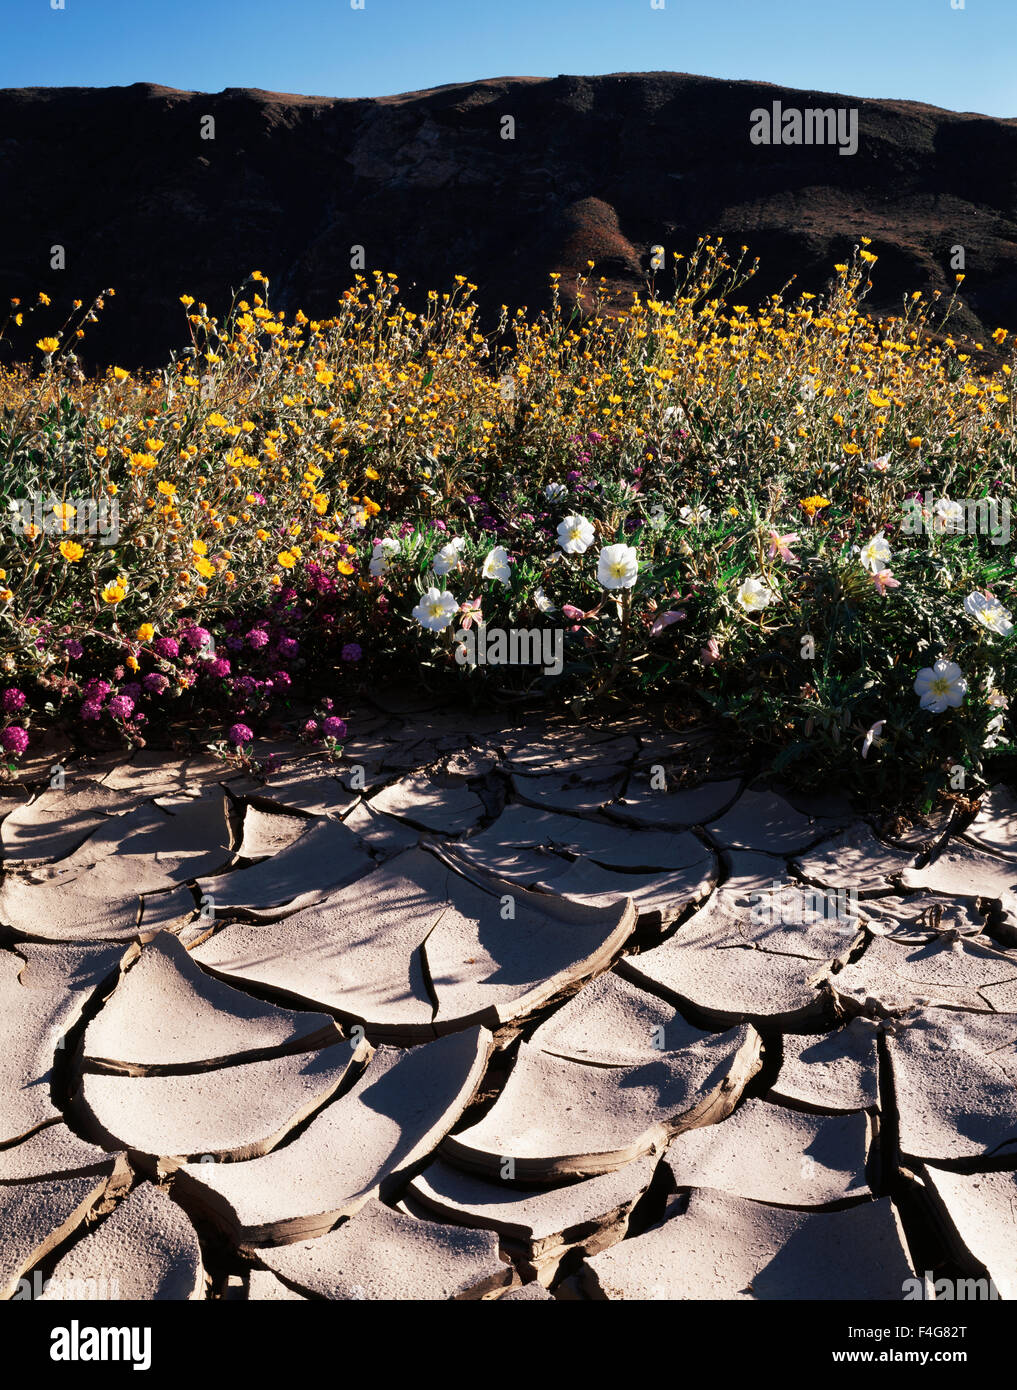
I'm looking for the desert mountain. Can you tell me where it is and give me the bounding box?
[0,71,1015,365]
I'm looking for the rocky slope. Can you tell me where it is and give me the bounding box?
[1,71,1015,365]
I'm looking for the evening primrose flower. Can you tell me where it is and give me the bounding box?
[861,720,886,758]
[412,587,459,632]
[482,545,511,584]
[964,591,1013,637]
[545,482,568,501]
[598,543,639,590]
[766,530,799,564]
[858,532,892,573]
[369,537,400,577]
[983,717,1006,750]
[650,610,685,636]
[679,504,711,525]
[983,686,1009,749]
[432,537,466,576]
[985,711,1008,749]
[914,660,967,713]
[557,515,595,555]
[870,568,900,595]
[735,576,774,613]
[458,597,483,630]
[934,498,966,534]
[533,586,556,614]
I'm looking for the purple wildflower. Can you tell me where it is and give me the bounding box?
[0,726,29,755]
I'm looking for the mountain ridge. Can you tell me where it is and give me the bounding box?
[1,70,1015,365]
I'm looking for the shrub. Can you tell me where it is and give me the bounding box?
[0,242,1013,811]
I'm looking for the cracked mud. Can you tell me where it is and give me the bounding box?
[1,703,1015,1300]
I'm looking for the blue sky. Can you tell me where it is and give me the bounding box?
[2,0,1013,117]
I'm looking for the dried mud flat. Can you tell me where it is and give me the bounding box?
[1,698,1016,1302]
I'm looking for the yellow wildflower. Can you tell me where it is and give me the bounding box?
[101,578,127,604]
